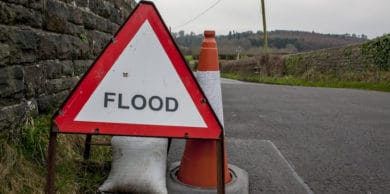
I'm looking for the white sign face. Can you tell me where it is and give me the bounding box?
[75,21,206,128]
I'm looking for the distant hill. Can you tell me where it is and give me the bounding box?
[172,30,368,56]
[267,30,368,51]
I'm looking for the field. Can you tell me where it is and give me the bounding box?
[219,35,390,92]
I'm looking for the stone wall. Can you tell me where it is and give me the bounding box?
[221,54,286,76]
[0,0,136,134]
[284,44,376,76]
[221,43,378,78]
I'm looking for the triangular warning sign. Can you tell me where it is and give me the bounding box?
[53,2,222,139]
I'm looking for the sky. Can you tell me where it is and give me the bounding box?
[135,0,389,39]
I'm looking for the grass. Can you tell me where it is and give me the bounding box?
[0,114,112,194]
[221,73,390,92]
[185,55,198,70]
[184,55,194,61]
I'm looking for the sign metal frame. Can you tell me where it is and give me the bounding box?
[52,1,221,139]
[46,1,225,194]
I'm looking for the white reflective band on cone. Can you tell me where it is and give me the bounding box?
[195,71,224,127]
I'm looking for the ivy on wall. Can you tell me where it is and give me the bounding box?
[362,34,390,71]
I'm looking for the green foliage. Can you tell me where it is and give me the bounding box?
[0,114,111,193]
[221,73,240,80]
[184,55,193,61]
[184,55,198,70]
[0,115,51,194]
[20,116,50,163]
[343,46,352,57]
[79,33,88,43]
[362,34,390,71]
[222,35,390,92]
[284,55,304,75]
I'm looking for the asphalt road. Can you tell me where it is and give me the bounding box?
[220,79,390,193]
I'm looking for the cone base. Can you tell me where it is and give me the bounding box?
[167,162,249,194]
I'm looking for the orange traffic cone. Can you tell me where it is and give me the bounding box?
[177,30,231,187]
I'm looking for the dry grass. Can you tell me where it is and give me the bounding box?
[1,134,45,194]
[0,114,112,194]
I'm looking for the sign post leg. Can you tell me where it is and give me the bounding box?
[217,136,226,194]
[83,134,92,160]
[46,131,57,194]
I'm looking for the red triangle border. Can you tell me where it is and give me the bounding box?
[53,2,222,139]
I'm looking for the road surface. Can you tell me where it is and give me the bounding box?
[219,79,390,193]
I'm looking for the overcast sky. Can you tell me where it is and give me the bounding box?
[136,0,389,38]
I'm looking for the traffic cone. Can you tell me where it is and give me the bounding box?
[177,30,232,187]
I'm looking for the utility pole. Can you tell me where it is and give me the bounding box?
[260,0,270,76]
[261,0,268,54]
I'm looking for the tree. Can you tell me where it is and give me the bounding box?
[179,30,185,37]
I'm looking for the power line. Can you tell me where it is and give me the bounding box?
[173,0,223,30]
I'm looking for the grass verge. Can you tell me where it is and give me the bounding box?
[221,73,390,92]
[0,114,111,194]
